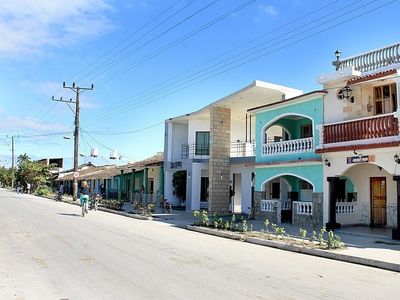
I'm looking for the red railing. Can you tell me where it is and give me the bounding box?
[324,114,398,144]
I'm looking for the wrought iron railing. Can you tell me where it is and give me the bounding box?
[181,140,255,159]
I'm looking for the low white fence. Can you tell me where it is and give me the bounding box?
[293,201,313,215]
[336,202,357,214]
[281,200,291,210]
[261,200,278,212]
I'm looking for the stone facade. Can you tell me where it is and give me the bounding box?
[292,193,324,230]
[208,106,231,213]
[254,191,277,223]
[387,204,397,228]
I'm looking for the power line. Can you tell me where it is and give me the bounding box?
[82,0,386,127]
[76,0,199,84]
[84,0,254,87]
[70,0,186,82]
[85,121,164,136]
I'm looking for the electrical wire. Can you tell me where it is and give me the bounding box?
[82,0,390,127]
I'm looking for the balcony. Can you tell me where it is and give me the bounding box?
[323,113,398,144]
[336,43,400,72]
[262,137,314,156]
[181,140,255,159]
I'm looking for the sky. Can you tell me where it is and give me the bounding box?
[1,0,399,168]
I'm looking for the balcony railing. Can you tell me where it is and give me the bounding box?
[293,201,313,216]
[336,202,357,215]
[261,199,278,212]
[262,137,314,156]
[181,140,255,159]
[336,43,400,72]
[323,113,398,144]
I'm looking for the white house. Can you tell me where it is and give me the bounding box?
[164,80,302,213]
[316,43,400,239]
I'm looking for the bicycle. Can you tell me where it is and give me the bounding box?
[80,195,89,217]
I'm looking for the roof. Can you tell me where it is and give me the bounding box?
[347,69,398,85]
[57,153,164,181]
[247,90,327,113]
[167,80,302,124]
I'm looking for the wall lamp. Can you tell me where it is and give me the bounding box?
[324,159,331,167]
[394,154,400,164]
[353,150,363,159]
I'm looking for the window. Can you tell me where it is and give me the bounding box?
[300,124,312,138]
[374,83,397,114]
[299,180,313,190]
[195,131,210,156]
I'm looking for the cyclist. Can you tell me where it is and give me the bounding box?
[80,181,91,213]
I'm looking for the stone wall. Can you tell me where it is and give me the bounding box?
[292,193,324,230]
[254,191,277,223]
[208,106,231,213]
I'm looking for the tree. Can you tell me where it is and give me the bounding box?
[17,153,31,164]
[0,167,13,187]
[15,159,52,192]
[172,170,187,204]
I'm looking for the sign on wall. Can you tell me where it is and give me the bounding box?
[346,155,375,164]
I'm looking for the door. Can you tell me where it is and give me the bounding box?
[370,177,387,226]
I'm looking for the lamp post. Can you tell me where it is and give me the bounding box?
[334,49,341,71]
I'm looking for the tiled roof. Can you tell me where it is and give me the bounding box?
[347,69,397,85]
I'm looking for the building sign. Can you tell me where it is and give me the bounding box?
[346,155,375,164]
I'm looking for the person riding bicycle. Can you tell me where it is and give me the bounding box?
[80,181,91,211]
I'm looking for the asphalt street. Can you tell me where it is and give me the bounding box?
[0,190,399,300]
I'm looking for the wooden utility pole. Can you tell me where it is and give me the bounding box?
[11,135,15,188]
[52,82,93,201]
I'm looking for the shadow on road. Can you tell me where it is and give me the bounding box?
[57,213,82,217]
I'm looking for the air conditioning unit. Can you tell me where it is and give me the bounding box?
[110,150,119,160]
[90,148,99,157]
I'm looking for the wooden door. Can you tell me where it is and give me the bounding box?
[370,177,387,226]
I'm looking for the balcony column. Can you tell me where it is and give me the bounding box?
[326,177,341,231]
[208,106,231,214]
[118,170,124,201]
[392,176,400,240]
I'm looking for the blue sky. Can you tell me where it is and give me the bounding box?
[0,0,399,168]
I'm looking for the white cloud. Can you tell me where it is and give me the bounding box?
[0,116,70,132]
[259,5,278,17]
[0,0,114,58]
[19,80,62,96]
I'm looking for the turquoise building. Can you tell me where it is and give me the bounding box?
[248,91,326,228]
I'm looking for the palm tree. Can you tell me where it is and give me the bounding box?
[17,153,31,164]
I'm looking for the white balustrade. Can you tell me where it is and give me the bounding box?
[336,202,357,214]
[293,201,313,215]
[262,137,314,156]
[338,43,400,72]
[261,200,278,212]
[281,200,291,211]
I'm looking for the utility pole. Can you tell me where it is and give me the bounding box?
[11,135,15,188]
[52,82,94,201]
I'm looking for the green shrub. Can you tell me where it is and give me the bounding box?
[100,199,124,210]
[35,185,52,196]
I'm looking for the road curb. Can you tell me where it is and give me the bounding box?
[37,194,152,221]
[186,225,400,273]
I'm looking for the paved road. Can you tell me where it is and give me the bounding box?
[1,190,399,300]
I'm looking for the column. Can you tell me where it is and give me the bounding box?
[326,177,341,231]
[143,167,149,194]
[159,165,164,195]
[208,106,231,214]
[131,169,135,203]
[392,176,400,240]
[118,170,124,201]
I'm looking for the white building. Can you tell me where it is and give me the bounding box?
[164,80,302,213]
[316,43,400,239]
